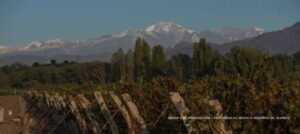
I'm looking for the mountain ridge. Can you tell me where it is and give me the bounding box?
[220,21,300,54]
[0,22,268,65]
[0,22,265,56]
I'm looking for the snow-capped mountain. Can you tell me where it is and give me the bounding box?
[0,22,266,65]
[19,39,70,50]
[212,27,265,41]
[0,39,75,56]
[221,21,300,54]
[143,22,200,47]
[197,27,265,44]
[145,22,194,34]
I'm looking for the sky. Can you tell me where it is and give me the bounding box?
[1,0,300,46]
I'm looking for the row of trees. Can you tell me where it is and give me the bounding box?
[110,38,300,83]
[1,37,300,88]
[111,38,167,82]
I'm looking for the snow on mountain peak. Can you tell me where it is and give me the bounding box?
[145,22,194,34]
[44,38,65,44]
[20,39,67,50]
[212,26,266,42]
[253,27,264,32]
[27,41,42,48]
[245,27,265,37]
[214,27,241,34]
[118,28,143,37]
[214,27,264,34]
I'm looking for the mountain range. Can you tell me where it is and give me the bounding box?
[0,21,299,65]
[0,22,265,55]
[220,22,300,54]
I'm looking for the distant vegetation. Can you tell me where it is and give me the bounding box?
[1,38,300,133]
[1,38,300,87]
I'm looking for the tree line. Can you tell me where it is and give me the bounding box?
[110,37,300,83]
[1,38,300,88]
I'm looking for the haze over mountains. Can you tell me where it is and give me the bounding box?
[0,21,299,65]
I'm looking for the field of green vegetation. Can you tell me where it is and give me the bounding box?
[1,38,300,133]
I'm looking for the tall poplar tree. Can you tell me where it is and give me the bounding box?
[125,49,134,81]
[111,48,125,81]
[192,38,219,78]
[152,45,166,76]
[152,45,166,68]
[133,38,151,83]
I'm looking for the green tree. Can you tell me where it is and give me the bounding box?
[50,59,57,65]
[152,45,166,68]
[167,54,191,81]
[269,54,293,81]
[111,48,126,81]
[152,45,166,76]
[134,38,144,64]
[192,38,219,78]
[292,51,300,65]
[133,38,151,83]
[32,62,40,67]
[0,70,10,88]
[125,49,134,81]
[292,52,300,72]
[215,46,265,78]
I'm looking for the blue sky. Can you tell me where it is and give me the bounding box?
[1,0,300,46]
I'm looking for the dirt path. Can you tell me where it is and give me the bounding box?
[0,95,23,134]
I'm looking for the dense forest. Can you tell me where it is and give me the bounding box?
[1,38,300,133]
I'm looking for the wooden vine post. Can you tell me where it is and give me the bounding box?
[93,91,119,134]
[208,100,232,134]
[69,97,87,133]
[53,93,74,134]
[77,94,102,134]
[121,93,149,134]
[169,92,196,134]
[109,91,136,134]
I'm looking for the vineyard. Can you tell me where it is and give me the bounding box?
[22,89,232,134]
